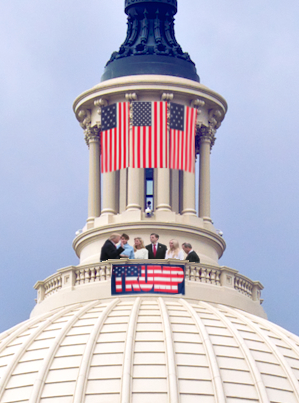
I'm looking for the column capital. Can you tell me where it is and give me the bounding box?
[199,126,216,142]
[84,126,101,147]
[196,126,217,153]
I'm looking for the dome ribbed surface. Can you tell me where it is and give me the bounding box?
[1,297,299,403]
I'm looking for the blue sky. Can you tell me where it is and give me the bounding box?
[0,0,299,335]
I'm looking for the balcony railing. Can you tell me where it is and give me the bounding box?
[34,259,263,304]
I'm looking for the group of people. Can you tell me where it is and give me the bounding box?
[100,232,200,263]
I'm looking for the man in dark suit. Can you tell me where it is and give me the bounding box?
[182,243,200,263]
[146,233,167,259]
[100,233,125,261]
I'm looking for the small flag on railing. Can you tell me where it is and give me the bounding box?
[131,101,168,168]
[101,102,130,173]
[169,103,197,173]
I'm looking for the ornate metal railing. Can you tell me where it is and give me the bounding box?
[34,260,263,304]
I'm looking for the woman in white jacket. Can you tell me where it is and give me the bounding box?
[134,237,149,259]
[165,239,184,260]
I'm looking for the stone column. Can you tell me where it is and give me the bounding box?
[101,171,118,215]
[198,127,216,221]
[182,171,196,215]
[85,126,101,228]
[156,168,171,211]
[119,169,128,213]
[127,168,142,211]
[170,169,179,214]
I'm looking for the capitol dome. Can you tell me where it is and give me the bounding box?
[1,273,299,403]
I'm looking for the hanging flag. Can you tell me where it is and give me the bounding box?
[101,102,130,173]
[169,103,197,173]
[131,101,168,168]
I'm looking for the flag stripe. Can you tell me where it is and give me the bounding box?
[160,102,163,167]
[143,126,146,168]
[137,124,141,168]
[154,102,158,168]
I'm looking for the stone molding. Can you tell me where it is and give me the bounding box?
[125,92,138,101]
[208,108,223,130]
[77,108,91,130]
[73,75,227,115]
[94,97,108,116]
[161,92,174,101]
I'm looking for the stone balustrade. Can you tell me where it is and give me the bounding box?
[34,260,263,304]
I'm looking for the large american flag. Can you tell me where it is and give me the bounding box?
[101,102,130,173]
[169,103,197,173]
[131,101,168,168]
[112,264,185,295]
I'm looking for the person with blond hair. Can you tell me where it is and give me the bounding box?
[165,239,184,260]
[134,237,149,259]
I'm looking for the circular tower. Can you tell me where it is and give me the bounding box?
[73,0,227,267]
[2,2,299,403]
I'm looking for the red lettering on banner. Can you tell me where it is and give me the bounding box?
[139,265,156,292]
[125,274,141,292]
[152,266,184,293]
[113,264,185,295]
[115,276,122,293]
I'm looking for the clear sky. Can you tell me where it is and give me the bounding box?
[0,0,299,335]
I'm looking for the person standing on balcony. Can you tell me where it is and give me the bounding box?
[146,233,167,259]
[100,233,125,261]
[118,233,135,259]
[166,239,184,260]
[134,237,149,259]
[182,243,200,263]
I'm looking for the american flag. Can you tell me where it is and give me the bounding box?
[169,103,197,173]
[131,101,168,168]
[101,102,130,173]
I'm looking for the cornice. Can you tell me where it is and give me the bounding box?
[73,75,227,115]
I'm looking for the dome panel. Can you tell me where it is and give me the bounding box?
[0,297,299,403]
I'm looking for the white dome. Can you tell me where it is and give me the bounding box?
[1,296,299,403]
